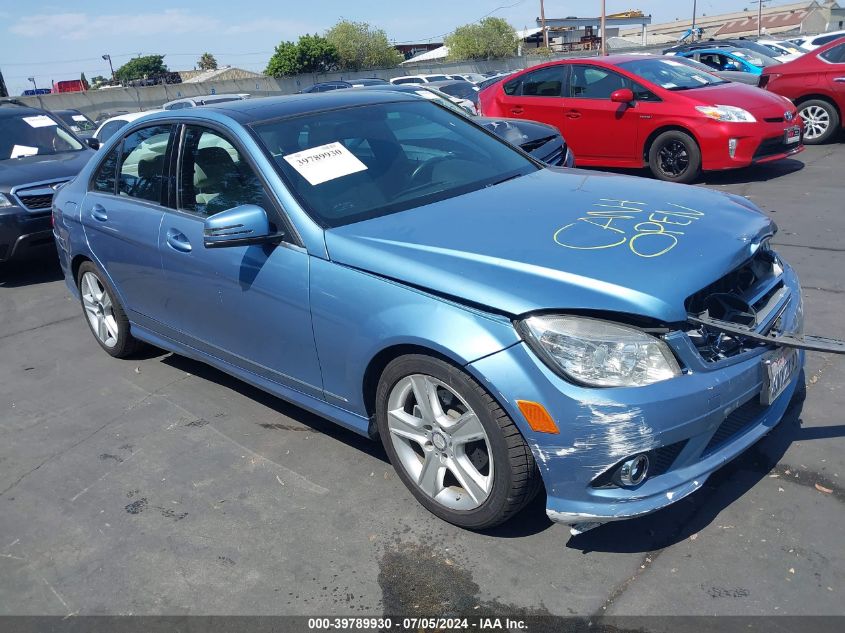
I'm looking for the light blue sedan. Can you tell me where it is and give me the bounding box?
[53,91,837,533]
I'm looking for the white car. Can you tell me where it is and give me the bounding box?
[756,39,805,61]
[791,30,845,51]
[162,93,250,110]
[93,110,164,144]
[390,74,455,85]
[449,73,486,83]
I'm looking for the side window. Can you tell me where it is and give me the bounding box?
[567,65,628,99]
[503,75,522,95]
[178,127,269,217]
[91,148,119,194]
[520,66,566,97]
[97,120,126,143]
[118,125,172,203]
[698,54,721,70]
[631,81,659,102]
[820,43,845,63]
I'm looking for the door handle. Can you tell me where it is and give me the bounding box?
[165,228,192,253]
[510,107,524,115]
[565,110,582,119]
[834,77,845,83]
[90,204,108,222]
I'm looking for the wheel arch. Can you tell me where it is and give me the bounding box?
[71,253,92,284]
[794,94,842,122]
[642,125,701,163]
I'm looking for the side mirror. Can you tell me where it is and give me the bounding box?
[85,137,101,150]
[203,204,275,249]
[610,88,635,104]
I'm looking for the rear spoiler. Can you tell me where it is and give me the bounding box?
[688,315,845,354]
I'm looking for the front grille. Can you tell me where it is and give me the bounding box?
[703,397,767,455]
[764,116,785,123]
[17,193,54,211]
[753,137,793,160]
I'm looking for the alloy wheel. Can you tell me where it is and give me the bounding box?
[800,105,830,140]
[80,271,118,348]
[386,374,493,511]
[657,140,690,177]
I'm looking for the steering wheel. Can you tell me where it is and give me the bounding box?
[409,155,453,186]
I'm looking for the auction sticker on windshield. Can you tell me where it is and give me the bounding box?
[11,145,38,159]
[22,115,56,128]
[283,142,367,186]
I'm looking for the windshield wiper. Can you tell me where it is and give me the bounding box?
[486,173,523,187]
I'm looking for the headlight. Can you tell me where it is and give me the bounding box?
[518,315,681,387]
[695,105,757,122]
[0,193,15,208]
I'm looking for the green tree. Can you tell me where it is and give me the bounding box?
[265,35,338,76]
[198,52,218,71]
[114,54,168,82]
[325,20,402,71]
[445,17,518,60]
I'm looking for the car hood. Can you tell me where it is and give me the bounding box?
[0,150,94,191]
[325,168,774,323]
[678,82,794,117]
[475,117,559,146]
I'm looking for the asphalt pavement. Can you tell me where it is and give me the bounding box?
[1,143,843,619]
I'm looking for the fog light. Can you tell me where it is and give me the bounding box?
[617,453,649,487]
[728,138,738,158]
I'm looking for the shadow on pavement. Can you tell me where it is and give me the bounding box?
[0,254,62,288]
[160,352,390,463]
[566,376,833,553]
[587,157,805,186]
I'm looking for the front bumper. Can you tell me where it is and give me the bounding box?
[467,264,806,527]
[0,208,54,262]
[698,119,805,171]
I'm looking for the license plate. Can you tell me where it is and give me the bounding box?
[761,347,799,405]
[784,126,801,145]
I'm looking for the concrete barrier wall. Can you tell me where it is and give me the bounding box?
[16,45,667,118]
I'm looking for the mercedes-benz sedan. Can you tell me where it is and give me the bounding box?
[53,91,840,532]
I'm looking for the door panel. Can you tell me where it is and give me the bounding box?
[157,125,323,397]
[497,65,567,133]
[562,65,639,163]
[82,125,172,322]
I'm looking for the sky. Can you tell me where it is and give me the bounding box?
[0,0,801,94]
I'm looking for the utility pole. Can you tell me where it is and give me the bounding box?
[757,0,763,37]
[540,0,549,48]
[692,0,697,32]
[600,0,607,55]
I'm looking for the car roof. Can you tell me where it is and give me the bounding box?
[100,110,164,124]
[172,91,423,124]
[0,103,52,119]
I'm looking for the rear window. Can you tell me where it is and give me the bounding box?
[0,113,84,161]
[820,43,845,63]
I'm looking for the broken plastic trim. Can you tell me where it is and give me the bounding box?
[688,314,845,355]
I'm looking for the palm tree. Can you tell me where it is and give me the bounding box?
[198,52,218,71]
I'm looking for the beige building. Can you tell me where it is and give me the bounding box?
[619,1,840,44]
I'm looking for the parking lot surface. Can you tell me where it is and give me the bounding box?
[1,144,843,617]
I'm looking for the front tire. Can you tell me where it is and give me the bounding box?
[648,130,702,184]
[375,354,541,529]
[798,99,839,144]
[77,262,143,358]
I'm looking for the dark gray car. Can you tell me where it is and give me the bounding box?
[0,102,95,262]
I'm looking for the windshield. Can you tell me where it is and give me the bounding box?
[618,58,727,90]
[731,40,785,59]
[731,48,780,67]
[252,100,537,228]
[0,113,84,160]
[57,112,96,132]
[437,82,479,101]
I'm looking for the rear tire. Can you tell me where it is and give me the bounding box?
[798,99,839,144]
[648,130,702,184]
[77,261,143,358]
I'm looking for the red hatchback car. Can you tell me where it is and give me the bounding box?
[760,36,845,144]
[479,55,804,183]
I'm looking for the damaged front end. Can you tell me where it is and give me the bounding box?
[684,241,845,358]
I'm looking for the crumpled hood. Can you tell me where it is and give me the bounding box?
[325,168,775,323]
[0,150,94,191]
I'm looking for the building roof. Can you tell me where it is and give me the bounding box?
[714,8,813,36]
